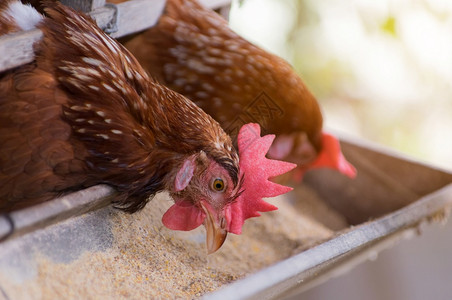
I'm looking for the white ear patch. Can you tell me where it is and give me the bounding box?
[5,1,43,31]
[174,157,196,192]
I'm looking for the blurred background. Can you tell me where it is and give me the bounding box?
[229,1,452,299]
[230,0,452,170]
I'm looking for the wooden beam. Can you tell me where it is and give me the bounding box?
[0,29,42,72]
[0,0,232,72]
[0,0,165,72]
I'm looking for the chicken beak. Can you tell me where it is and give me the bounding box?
[201,204,227,254]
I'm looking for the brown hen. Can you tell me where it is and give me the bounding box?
[0,0,252,253]
[118,0,356,179]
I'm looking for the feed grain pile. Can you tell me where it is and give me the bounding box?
[0,185,347,299]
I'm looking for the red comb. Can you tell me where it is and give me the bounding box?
[292,132,357,181]
[226,123,296,234]
[309,132,356,176]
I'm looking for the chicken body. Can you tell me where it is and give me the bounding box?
[120,0,355,177]
[0,1,242,252]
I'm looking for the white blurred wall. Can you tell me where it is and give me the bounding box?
[230,1,452,298]
[230,0,452,170]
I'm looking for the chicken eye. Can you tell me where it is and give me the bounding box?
[212,178,225,191]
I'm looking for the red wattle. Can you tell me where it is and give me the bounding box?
[162,200,205,231]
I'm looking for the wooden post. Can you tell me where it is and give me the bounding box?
[109,0,165,38]
[199,0,231,19]
[60,0,106,12]
[218,5,231,19]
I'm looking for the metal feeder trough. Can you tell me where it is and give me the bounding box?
[0,136,451,299]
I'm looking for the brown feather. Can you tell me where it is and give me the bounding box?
[0,1,239,212]
[120,0,323,154]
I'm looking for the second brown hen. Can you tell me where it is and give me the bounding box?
[118,0,356,179]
